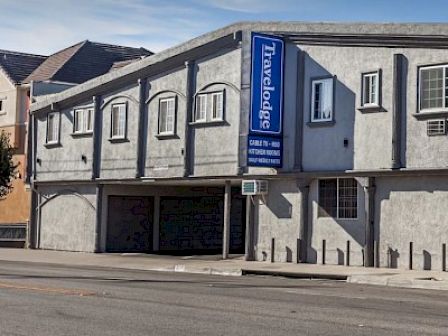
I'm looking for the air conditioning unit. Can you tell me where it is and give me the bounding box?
[242,180,268,195]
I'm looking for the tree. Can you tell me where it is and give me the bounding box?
[0,131,17,197]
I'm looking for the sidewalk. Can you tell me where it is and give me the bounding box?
[0,248,447,291]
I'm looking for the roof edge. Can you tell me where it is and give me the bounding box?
[30,20,448,113]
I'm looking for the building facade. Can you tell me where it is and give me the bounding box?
[29,22,448,270]
[0,43,151,246]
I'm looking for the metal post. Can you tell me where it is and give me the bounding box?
[244,196,254,261]
[346,240,350,266]
[322,239,326,265]
[271,238,275,263]
[443,243,446,272]
[374,240,379,268]
[222,180,231,259]
[409,242,413,270]
[296,238,301,264]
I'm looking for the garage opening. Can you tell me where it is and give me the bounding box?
[158,189,246,255]
[106,196,154,252]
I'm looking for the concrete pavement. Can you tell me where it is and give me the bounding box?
[0,248,447,291]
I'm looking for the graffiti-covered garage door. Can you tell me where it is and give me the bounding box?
[106,196,154,252]
[159,194,245,254]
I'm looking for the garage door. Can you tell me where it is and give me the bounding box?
[106,196,154,252]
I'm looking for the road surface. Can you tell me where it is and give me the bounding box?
[0,260,447,335]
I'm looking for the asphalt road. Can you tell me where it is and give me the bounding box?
[0,261,447,336]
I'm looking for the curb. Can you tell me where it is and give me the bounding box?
[241,269,348,281]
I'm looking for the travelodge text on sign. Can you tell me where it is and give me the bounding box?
[248,33,284,167]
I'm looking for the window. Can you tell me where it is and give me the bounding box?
[311,77,334,122]
[46,112,59,144]
[211,92,224,121]
[111,103,127,139]
[362,72,379,106]
[318,178,357,219]
[419,65,448,112]
[158,97,176,135]
[195,94,207,122]
[0,99,4,114]
[85,108,94,132]
[74,109,94,134]
[194,90,225,122]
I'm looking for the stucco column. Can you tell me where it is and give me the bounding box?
[392,53,405,169]
[183,60,196,177]
[297,181,310,263]
[362,177,376,267]
[136,78,148,178]
[222,180,232,259]
[92,95,102,179]
[94,184,103,253]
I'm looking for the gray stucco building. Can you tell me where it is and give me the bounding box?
[29,22,448,271]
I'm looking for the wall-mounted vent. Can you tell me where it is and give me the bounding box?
[242,180,268,196]
[427,120,446,136]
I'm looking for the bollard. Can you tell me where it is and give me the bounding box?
[374,241,379,268]
[409,242,413,270]
[322,239,326,265]
[297,238,301,264]
[443,243,447,272]
[271,238,275,263]
[346,240,350,266]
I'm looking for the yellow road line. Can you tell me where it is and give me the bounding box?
[0,281,96,296]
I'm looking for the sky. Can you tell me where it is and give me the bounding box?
[1,0,448,56]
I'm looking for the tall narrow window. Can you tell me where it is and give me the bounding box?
[0,99,4,113]
[158,97,176,135]
[318,178,357,219]
[111,103,126,139]
[311,78,333,122]
[362,72,379,106]
[211,92,224,121]
[85,108,94,133]
[47,112,59,144]
[419,65,447,111]
[195,94,207,122]
[74,109,83,133]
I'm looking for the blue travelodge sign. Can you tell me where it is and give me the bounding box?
[248,33,284,167]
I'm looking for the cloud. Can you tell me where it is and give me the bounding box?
[0,0,215,55]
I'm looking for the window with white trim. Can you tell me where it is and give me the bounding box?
[74,108,94,134]
[158,97,176,135]
[311,77,334,122]
[419,64,448,112]
[46,112,60,144]
[195,94,207,122]
[211,92,224,121]
[111,103,126,139]
[194,90,225,122]
[362,72,379,106]
[318,178,357,219]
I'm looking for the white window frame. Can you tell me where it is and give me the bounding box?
[158,97,176,135]
[311,77,334,122]
[361,72,379,107]
[317,178,358,220]
[195,94,207,122]
[111,103,127,139]
[419,64,448,113]
[74,108,94,134]
[85,108,94,133]
[46,112,60,144]
[211,91,224,121]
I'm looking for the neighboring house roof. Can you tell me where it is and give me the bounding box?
[0,50,46,84]
[24,40,152,84]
